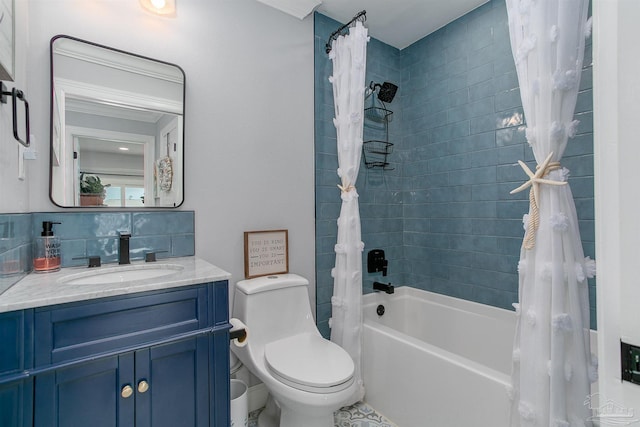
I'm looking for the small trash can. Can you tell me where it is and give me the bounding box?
[230,379,248,427]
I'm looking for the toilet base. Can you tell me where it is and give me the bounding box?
[257,395,280,427]
[279,406,334,427]
[257,393,335,427]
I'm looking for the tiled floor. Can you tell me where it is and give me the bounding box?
[248,401,397,427]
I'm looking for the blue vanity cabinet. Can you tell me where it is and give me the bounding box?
[34,337,210,427]
[0,310,34,427]
[30,280,230,427]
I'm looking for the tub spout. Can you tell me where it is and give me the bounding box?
[373,281,394,294]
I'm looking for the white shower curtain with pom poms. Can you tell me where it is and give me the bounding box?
[328,20,369,405]
[506,1,597,426]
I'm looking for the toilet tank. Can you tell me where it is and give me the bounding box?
[232,274,319,346]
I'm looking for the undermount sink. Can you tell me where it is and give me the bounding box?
[58,263,185,285]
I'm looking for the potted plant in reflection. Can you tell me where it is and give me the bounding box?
[79,173,109,206]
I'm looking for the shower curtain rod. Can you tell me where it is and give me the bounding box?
[325,10,367,54]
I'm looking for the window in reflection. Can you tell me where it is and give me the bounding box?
[101,175,145,208]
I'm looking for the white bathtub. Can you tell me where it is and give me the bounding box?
[362,286,516,427]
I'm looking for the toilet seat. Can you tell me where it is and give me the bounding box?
[264,333,355,394]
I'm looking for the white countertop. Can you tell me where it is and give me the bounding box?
[0,256,231,313]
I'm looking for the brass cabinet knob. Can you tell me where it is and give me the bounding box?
[137,380,149,394]
[121,385,134,398]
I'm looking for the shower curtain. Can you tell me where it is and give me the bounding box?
[328,20,368,405]
[506,1,596,426]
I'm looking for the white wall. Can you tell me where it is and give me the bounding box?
[594,0,640,413]
[0,0,30,213]
[25,0,316,306]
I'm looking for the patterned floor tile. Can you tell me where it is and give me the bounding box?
[248,401,396,427]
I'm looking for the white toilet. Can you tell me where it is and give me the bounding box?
[231,274,357,427]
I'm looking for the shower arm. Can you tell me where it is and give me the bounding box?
[325,10,367,54]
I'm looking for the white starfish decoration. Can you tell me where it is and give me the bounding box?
[510,152,567,200]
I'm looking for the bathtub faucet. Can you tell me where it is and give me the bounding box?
[373,281,394,294]
[367,249,388,276]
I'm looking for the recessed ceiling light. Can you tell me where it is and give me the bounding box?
[119,147,130,151]
[139,0,176,17]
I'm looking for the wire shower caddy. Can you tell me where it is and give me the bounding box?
[363,82,394,169]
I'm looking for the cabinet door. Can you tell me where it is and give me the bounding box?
[134,336,209,427]
[34,354,134,427]
[0,378,33,427]
[0,309,33,427]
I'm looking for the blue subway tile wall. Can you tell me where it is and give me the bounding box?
[314,0,596,332]
[30,211,195,267]
[399,0,595,328]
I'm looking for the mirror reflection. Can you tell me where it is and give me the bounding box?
[50,35,185,208]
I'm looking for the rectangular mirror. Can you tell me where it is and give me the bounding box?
[49,35,185,208]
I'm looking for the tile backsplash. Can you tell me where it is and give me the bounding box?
[0,211,195,294]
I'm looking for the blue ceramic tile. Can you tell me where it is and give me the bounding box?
[574,111,594,135]
[468,44,497,70]
[171,234,195,257]
[445,57,468,76]
[493,71,519,92]
[473,252,519,274]
[61,239,88,267]
[470,113,496,134]
[449,166,496,186]
[563,154,594,177]
[470,148,499,168]
[496,200,529,219]
[132,211,194,236]
[33,212,132,239]
[496,126,526,146]
[564,133,594,157]
[447,72,469,93]
[495,88,522,112]
[448,88,469,108]
[497,144,525,165]
[497,163,527,183]
[575,89,593,114]
[580,66,593,91]
[86,237,119,264]
[468,63,494,86]
[469,79,495,101]
[472,183,499,201]
[130,236,171,261]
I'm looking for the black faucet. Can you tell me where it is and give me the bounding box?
[118,232,131,265]
[373,281,394,294]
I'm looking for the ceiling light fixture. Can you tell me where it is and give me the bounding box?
[139,0,176,17]
[118,147,130,151]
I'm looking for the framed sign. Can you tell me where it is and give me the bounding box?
[244,229,289,279]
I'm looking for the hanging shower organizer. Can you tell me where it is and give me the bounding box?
[363,81,394,169]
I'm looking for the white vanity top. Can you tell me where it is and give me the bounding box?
[0,256,231,313]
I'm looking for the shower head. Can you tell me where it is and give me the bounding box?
[370,81,398,103]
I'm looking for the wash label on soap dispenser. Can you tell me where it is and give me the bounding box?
[33,221,62,272]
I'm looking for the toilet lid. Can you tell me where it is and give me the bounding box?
[264,333,354,392]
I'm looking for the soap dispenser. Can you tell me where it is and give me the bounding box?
[33,221,61,273]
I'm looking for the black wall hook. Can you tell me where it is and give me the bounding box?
[1,82,30,147]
